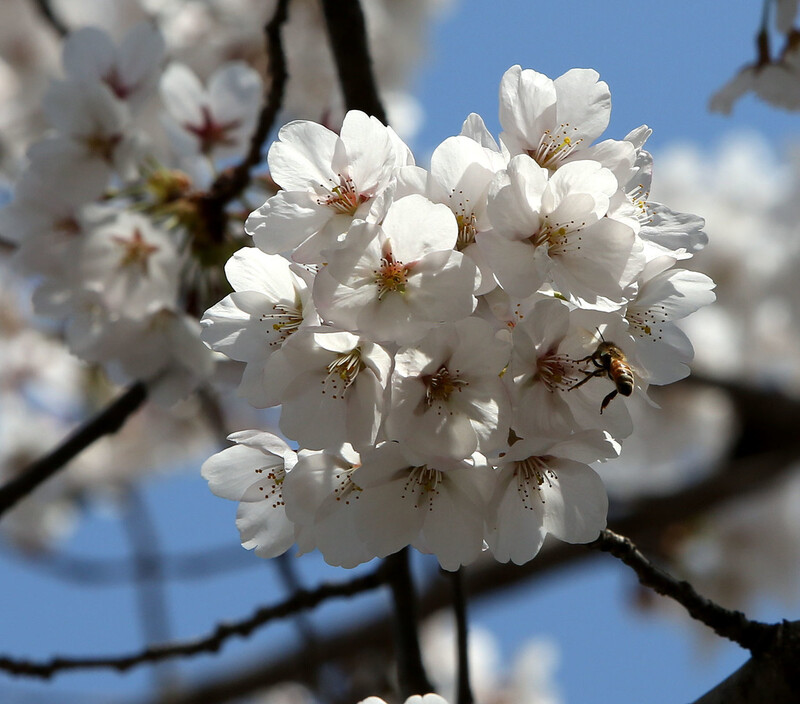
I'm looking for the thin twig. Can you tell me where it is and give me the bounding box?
[448,568,473,704]
[320,0,388,123]
[198,0,290,242]
[31,0,69,37]
[385,549,433,698]
[0,382,147,520]
[590,529,776,652]
[274,553,320,690]
[0,564,386,679]
[123,490,177,690]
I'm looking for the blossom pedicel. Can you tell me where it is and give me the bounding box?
[201,65,716,570]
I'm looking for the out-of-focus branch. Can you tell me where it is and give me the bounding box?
[0,565,385,679]
[142,374,800,703]
[591,529,774,651]
[320,0,388,123]
[0,382,147,520]
[448,568,473,704]
[1,544,257,585]
[198,0,290,242]
[692,628,800,704]
[385,549,433,698]
[123,490,176,690]
[31,0,69,37]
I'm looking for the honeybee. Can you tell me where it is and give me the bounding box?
[568,333,634,414]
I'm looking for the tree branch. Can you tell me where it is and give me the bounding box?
[0,565,386,679]
[591,529,775,652]
[198,0,290,242]
[31,0,69,37]
[0,382,147,520]
[320,0,388,123]
[385,549,433,698]
[448,568,473,704]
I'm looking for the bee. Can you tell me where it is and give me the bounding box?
[568,333,634,414]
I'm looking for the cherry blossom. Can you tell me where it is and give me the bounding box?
[352,442,493,571]
[313,195,479,344]
[386,317,512,460]
[246,110,407,263]
[485,431,614,565]
[202,430,298,559]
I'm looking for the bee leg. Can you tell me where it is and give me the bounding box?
[566,369,601,392]
[599,389,618,414]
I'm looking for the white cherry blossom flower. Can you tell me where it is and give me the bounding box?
[258,328,392,450]
[498,65,634,177]
[485,431,614,565]
[62,23,165,111]
[201,246,319,395]
[483,155,642,308]
[202,430,297,559]
[40,78,144,183]
[352,442,492,571]
[281,444,373,568]
[620,127,708,260]
[313,194,479,344]
[160,60,262,163]
[386,317,512,459]
[359,696,449,704]
[427,135,505,294]
[246,110,404,263]
[75,310,214,405]
[36,211,181,321]
[622,256,716,385]
[507,298,634,440]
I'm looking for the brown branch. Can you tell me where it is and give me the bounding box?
[448,568,473,704]
[31,0,69,37]
[385,549,432,697]
[146,452,800,704]
[692,625,800,704]
[591,529,775,652]
[0,564,386,679]
[197,0,290,242]
[1,544,257,586]
[0,382,147,520]
[320,0,388,123]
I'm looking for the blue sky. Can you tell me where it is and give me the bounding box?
[2,1,798,703]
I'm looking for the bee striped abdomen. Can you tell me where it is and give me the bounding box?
[609,358,633,396]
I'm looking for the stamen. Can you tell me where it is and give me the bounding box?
[374,251,410,300]
[535,349,580,391]
[112,228,160,274]
[513,455,557,508]
[319,176,367,216]
[332,466,363,505]
[253,463,286,509]
[260,302,304,346]
[400,465,442,510]
[324,347,366,398]
[423,365,468,407]
[527,124,583,170]
[456,211,478,250]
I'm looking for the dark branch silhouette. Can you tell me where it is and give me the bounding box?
[0,565,386,679]
[449,568,473,704]
[198,0,290,242]
[385,549,433,698]
[31,0,69,37]
[591,529,775,652]
[320,0,389,124]
[0,382,147,520]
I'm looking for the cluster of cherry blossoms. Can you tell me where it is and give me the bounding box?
[201,65,716,570]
